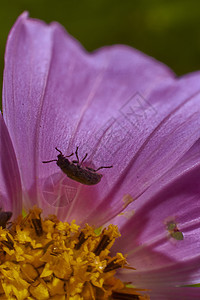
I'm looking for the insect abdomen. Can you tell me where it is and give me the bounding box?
[61,163,102,185]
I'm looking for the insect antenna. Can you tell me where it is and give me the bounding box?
[55,147,62,154]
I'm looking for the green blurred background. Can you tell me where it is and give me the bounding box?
[0,0,200,102]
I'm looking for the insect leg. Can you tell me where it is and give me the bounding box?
[42,159,57,163]
[65,152,74,158]
[93,165,113,172]
[86,166,96,172]
[73,146,80,164]
[55,147,73,158]
[42,147,62,163]
[80,153,88,166]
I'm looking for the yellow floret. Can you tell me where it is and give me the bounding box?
[0,207,149,299]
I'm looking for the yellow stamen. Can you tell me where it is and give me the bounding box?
[0,207,150,299]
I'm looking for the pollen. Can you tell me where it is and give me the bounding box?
[0,207,150,299]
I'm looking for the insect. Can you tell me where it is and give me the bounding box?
[42,147,113,185]
[166,221,184,241]
[0,211,12,228]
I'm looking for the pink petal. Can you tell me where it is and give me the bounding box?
[118,256,200,298]
[111,145,200,280]
[3,13,200,229]
[148,287,200,300]
[113,137,200,227]
[2,12,200,297]
[0,113,22,218]
[83,79,200,226]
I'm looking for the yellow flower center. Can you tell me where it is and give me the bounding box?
[0,207,149,299]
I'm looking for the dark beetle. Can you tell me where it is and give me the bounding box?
[42,147,112,185]
[0,211,12,228]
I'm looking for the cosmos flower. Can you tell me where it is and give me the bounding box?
[0,11,200,299]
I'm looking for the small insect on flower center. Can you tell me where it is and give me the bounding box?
[42,147,113,185]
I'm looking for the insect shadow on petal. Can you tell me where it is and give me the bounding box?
[42,147,113,185]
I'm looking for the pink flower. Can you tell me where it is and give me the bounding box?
[1,12,200,299]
